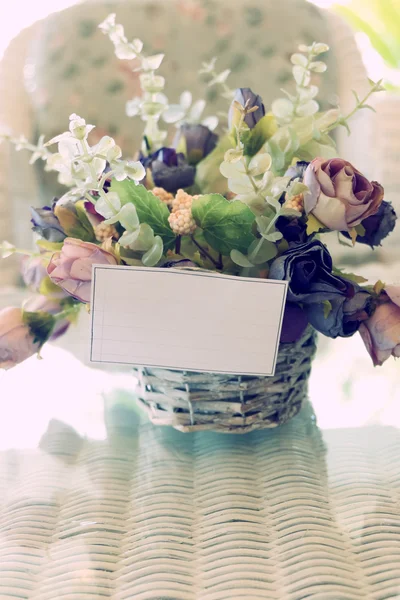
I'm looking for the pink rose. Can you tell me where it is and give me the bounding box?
[359,285,400,366]
[47,238,118,303]
[304,158,384,232]
[0,307,39,370]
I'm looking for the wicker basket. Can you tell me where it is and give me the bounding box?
[135,326,317,433]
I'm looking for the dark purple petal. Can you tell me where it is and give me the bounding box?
[174,124,218,165]
[280,303,309,343]
[342,200,397,248]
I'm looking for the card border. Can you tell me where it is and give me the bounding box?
[90,265,288,377]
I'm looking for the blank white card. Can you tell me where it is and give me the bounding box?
[90,266,288,376]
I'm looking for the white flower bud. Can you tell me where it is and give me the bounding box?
[140,74,165,93]
[224,148,244,164]
[291,53,308,67]
[313,43,330,55]
[309,61,327,73]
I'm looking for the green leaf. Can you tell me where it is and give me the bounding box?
[110,180,175,250]
[337,232,354,248]
[192,194,256,255]
[36,239,64,252]
[306,214,326,235]
[333,267,369,284]
[374,279,386,295]
[39,276,65,297]
[195,133,234,194]
[54,203,96,243]
[335,4,399,69]
[23,311,56,346]
[323,300,332,319]
[355,223,366,237]
[241,115,278,157]
[75,200,97,241]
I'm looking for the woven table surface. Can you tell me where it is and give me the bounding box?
[1,403,400,600]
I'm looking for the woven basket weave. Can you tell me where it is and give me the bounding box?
[135,326,317,433]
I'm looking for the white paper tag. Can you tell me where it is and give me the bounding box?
[90,266,288,376]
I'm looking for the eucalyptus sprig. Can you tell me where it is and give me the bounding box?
[0,133,52,165]
[199,57,235,101]
[99,13,168,152]
[272,42,329,125]
[324,79,386,135]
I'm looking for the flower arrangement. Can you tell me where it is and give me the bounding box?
[0,14,399,372]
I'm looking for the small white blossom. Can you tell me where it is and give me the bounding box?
[207,69,231,87]
[126,97,142,117]
[162,91,218,130]
[199,57,217,75]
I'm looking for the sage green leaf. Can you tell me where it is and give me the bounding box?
[264,231,283,243]
[110,180,175,250]
[120,223,155,252]
[192,194,256,255]
[142,236,164,267]
[230,249,254,268]
[248,238,277,264]
[23,311,56,346]
[265,138,285,172]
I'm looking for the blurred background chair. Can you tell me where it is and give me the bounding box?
[0,0,374,287]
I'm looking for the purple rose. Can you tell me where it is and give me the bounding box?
[304,158,384,232]
[47,238,118,303]
[343,200,397,248]
[269,240,374,338]
[144,148,196,193]
[359,285,400,366]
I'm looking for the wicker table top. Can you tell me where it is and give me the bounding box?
[1,286,400,599]
[1,400,400,600]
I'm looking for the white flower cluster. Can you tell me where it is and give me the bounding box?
[272,42,330,125]
[163,91,218,131]
[44,114,145,204]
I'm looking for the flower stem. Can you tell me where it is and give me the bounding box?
[190,236,222,270]
[54,303,82,322]
[175,235,182,255]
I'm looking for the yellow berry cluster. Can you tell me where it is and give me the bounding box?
[152,187,174,207]
[284,193,304,213]
[95,222,120,242]
[168,189,198,236]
